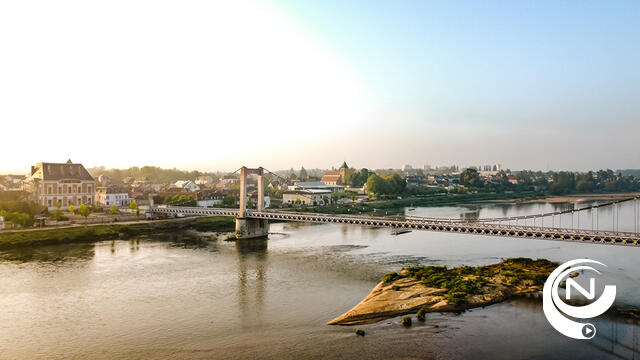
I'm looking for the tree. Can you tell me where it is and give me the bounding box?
[129,201,139,215]
[350,168,370,188]
[383,173,406,194]
[299,166,308,180]
[550,172,575,195]
[460,168,482,188]
[69,204,75,213]
[223,194,236,206]
[366,174,388,197]
[78,204,91,223]
[110,205,117,215]
[294,198,301,206]
[53,209,63,221]
[246,199,254,208]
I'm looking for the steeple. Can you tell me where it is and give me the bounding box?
[340,161,348,169]
[66,159,73,164]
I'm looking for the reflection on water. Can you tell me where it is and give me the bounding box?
[441,200,639,233]
[236,238,268,327]
[0,242,95,263]
[0,201,639,359]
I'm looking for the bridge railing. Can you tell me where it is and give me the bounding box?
[149,206,639,239]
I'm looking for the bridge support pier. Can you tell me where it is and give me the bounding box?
[235,217,270,239]
[235,166,269,240]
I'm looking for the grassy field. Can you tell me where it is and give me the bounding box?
[0,216,235,250]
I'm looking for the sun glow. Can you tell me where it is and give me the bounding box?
[0,0,370,172]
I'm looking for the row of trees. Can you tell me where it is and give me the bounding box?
[88,166,219,184]
[549,170,640,195]
[458,168,640,195]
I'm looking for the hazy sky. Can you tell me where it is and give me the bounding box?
[1,0,638,174]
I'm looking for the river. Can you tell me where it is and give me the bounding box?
[1,201,639,359]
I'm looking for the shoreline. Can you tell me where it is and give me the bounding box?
[328,258,556,325]
[0,216,235,250]
[471,192,639,205]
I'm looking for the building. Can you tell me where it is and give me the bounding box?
[26,160,96,208]
[401,164,413,171]
[288,181,343,193]
[172,180,200,192]
[0,216,16,230]
[0,174,26,191]
[321,162,352,185]
[283,189,332,206]
[194,189,224,207]
[216,177,239,190]
[507,174,519,185]
[195,175,214,185]
[95,187,132,207]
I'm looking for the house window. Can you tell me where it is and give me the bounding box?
[48,199,52,206]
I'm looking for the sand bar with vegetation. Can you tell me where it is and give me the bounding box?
[328,258,557,325]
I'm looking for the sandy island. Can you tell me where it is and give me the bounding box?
[328,258,557,325]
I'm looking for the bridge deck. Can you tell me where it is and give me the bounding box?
[149,206,640,247]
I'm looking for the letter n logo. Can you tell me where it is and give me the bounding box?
[565,278,595,300]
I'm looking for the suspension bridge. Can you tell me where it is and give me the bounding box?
[148,166,640,247]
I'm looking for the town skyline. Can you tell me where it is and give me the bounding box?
[1,158,639,176]
[2,158,640,176]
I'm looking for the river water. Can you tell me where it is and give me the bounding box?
[1,201,639,359]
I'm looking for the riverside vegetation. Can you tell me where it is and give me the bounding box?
[0,216,235,250]
[328,258,557,325]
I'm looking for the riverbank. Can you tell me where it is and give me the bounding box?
[0,216,235,250]
[328,258,556,325]
[289,192,548,215]
[286,191,640,215]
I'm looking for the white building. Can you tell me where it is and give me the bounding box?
[95,187,132,207]
[172,180,200,192]
[197,199,223,207]
[283,189,332,206]
[402,164,413,171]
[287,181,343,193]
[195,176,214,185]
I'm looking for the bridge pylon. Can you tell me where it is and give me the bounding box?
[236,166,269,239]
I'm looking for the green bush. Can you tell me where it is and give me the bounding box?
[382,272,401,284]
[445,291,467,305]
[391,285,401,291]
[355,329,365,336]
[402,316,412,327]
[417,307,427,321]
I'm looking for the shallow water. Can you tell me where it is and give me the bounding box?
[1,201,639,359]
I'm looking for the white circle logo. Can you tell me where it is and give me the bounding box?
[543,259,616,339]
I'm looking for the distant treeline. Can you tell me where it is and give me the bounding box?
[88,166,221,184]
[460,168,640,195]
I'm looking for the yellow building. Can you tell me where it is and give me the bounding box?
[26,160,96,208]
[321,161,353,185]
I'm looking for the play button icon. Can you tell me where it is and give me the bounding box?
[582,324,596,339]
